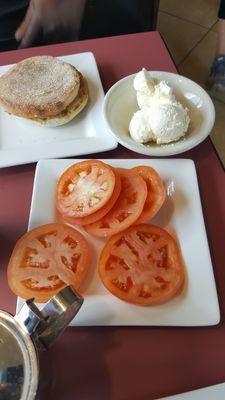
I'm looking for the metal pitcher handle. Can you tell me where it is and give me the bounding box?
[15,286,83,350]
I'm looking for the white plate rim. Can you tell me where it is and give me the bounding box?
[0,52,117,168]
[158,382,225,399]
[103,71,215,157]
[16,158,220,327]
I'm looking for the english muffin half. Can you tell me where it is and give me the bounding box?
[27,72,89,127]
[0,55,89,126]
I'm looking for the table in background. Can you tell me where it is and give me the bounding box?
[0,32,225,400]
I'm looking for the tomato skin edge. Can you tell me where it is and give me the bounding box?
[61,169,122,227]
[7,223,90,303]
[132,165,166,224]
[98,224,185,306]
[85,168,148,237]
[55,159,116,219]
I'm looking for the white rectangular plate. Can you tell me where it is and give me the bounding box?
[0,53,117,168]
[17,158,220,326]
[158,382,225,399]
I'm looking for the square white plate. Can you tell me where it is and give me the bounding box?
[17,158,220,326]
[158,382,225,399]
[0,53,117,168]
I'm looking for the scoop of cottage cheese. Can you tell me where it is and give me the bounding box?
[129,108,153,143]
[129,69,190,144]
[148,102,190,144]
[134,68,155,108]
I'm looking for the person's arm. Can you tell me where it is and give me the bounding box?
[15,0,86,48]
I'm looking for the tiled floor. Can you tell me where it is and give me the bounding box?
[157,0,225,167]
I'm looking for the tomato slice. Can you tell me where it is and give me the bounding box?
[56,160,116,219]
[98,224,184,305]
[85,168,147,237]
[63,169,122,226]
[132,166,166,223]
[7,223,90,303]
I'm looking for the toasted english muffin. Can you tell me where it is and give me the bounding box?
[0,56,80,118]
[26,72,89,127]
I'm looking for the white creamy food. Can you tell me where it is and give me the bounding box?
[129,68,190,144]
[134,68,154,109]
[129,108,153,143]
[149,102,190,144]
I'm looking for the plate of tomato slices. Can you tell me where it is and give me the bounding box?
[15,158,220,326]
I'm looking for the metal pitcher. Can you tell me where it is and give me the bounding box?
[0,286,83,399]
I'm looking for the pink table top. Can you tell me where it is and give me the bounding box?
[0,32,225,399]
